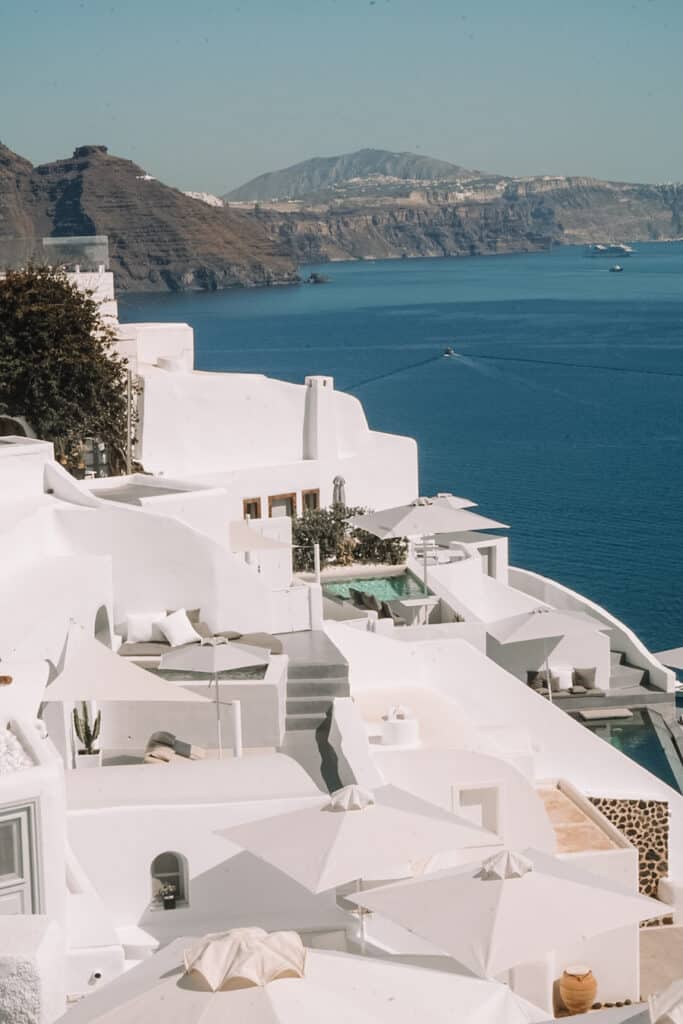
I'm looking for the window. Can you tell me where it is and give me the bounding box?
[0,803,40,915]
[302,489,320,513]
[243,497,261,520]
[151,851,188,907]
[268,492,296,518]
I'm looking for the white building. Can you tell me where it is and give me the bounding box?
[0,268,681,1023]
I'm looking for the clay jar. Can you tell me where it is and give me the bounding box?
[560,965,597,1014]
[0,676,12,686]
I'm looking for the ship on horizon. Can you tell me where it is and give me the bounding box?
[586,242,635,256]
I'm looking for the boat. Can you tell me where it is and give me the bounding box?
[609,264,623,273]
[587,243,634,257]
[443,346,455,357]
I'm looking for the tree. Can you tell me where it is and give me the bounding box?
[292,505,407,572]
[0,265,131,473]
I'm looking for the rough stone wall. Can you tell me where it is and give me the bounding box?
[589,797,669,898]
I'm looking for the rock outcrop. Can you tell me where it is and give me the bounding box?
[0,143,298,292]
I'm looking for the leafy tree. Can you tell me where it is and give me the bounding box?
[292,505,407,572]
[0,265,131,473]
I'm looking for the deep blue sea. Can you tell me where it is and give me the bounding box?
[119,243,683,653]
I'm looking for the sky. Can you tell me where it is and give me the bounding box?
[1,0,681,194]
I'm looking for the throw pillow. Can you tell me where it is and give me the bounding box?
[555,666,573,691]
[155,609,201,648]
[167,607,201,625]
[126,610,167,643]
[573,666,597,687]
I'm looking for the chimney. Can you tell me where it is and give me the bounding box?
[303,376,337,461]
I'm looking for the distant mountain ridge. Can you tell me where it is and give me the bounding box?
[224,148,474,202]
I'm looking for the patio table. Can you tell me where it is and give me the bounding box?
[388,595,439,626]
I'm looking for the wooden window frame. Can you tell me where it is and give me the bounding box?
[268,492,297,518]
[302,488,320,512]
[242,497,262,520]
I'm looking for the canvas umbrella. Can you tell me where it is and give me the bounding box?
[43,624,212,768]
[487,608,608,704]
[332,475,346,506]
[350,848,668,979]
[432,492,478,510]
[161,638,268,758]
[229,520,289,553]
[351,497,508,591]
[58,927,547,1024]
[218,783,500,948]
[43,625,213,706]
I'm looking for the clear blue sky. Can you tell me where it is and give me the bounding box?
[1,0,681,193]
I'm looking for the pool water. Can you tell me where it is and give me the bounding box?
[323,571,428,603]
[578,710,681,792]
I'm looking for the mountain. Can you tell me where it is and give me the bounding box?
[0,143,297,291]
[224,148,474,202]
[0,142,35,242]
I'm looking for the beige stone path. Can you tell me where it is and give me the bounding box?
[537,786,617,854]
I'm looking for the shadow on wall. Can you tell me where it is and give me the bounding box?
[138,850,347,944]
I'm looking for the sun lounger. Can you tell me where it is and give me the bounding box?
[143,730,206,764]
[382,601,407,626]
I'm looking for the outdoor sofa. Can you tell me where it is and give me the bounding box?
[118,608,283,659]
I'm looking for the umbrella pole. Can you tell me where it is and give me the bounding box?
[422,533,428,594]
[214,673,223,758]
[357,878,366,954]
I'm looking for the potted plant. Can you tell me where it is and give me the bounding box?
[159,883,177,910]
[72,701,102,769]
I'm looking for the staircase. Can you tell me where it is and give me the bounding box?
[275,630,350,732]
[610,649,649,690]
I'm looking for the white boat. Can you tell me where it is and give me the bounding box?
[587,242,634,256]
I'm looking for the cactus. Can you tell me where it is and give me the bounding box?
[72,701,101,754]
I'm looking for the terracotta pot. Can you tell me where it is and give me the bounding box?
[560,965,597,1014]
[0,676,13,686]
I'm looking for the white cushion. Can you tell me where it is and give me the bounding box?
[155,609,201,648]
[126,611,167,643]
[554,666,574,691]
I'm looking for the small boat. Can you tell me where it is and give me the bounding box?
[609,264,623,273]
[443,346,455,357]
[587,243,634,257]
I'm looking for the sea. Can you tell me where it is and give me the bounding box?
[119,242,683,655]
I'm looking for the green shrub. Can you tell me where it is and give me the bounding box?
[292,505,407,572]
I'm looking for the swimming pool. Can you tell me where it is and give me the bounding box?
[577,709,681,792]
[323,571,429,603]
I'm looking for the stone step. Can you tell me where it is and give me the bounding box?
[287,678,350,698]
[286,711,328,732]
[610,650,624,667]
[610,664,647,689]
[287,696,334,716]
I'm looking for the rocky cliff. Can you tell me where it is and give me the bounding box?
[257,177,683,263]
[261,194,560,262]
[3,140,683,291]
[0,143,298,291]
